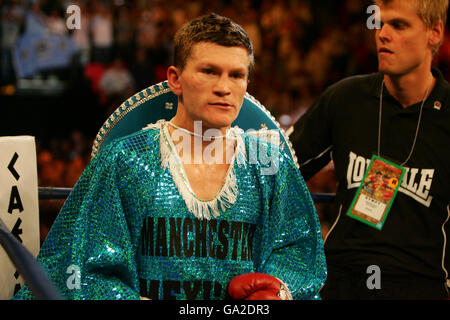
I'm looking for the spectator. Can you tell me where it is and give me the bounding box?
[98,57,135,116]
[71,2,91,66]
[0,1,24,81]
[114,7,135,65]
[90,2,113,64]
[45,9,66,35]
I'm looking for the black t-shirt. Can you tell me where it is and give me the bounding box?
[292,68,450,284]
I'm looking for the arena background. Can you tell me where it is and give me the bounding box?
[1,0,449,245]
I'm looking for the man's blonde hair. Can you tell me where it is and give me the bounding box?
[376,0,449,54]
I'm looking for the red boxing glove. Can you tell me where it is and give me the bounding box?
[227,273,292,300]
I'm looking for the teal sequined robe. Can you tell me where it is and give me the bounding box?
[14,121,326,300]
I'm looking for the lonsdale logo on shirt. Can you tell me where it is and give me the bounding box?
[346,151,434,207]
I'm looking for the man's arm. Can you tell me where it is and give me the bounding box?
[291,87,335,181]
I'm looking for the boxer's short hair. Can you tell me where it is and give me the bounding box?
[173,13,254,73]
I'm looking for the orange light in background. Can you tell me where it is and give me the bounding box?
[1,85,16,96]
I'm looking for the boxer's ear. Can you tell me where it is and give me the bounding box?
[167,66,182,96]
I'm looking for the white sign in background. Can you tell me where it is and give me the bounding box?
[0,136,40,299]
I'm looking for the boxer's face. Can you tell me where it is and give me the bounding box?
[168,41,249,132]
[375,0,433,76]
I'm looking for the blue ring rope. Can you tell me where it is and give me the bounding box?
[38,187,336,203]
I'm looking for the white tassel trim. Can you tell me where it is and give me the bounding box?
[275,277,293,300]
[155,121,246,220]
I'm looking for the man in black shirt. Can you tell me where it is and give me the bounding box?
[292,0,450,299]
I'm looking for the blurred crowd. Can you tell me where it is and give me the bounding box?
[1,0,450,242]
[35,130,92,242]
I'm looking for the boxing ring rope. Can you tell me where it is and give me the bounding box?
[0,217,64,300]
[38,187,74,200]
[37,187,337,203]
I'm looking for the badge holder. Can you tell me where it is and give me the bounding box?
[347,155,405,230]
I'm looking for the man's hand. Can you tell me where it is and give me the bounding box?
[227,273,292,300]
